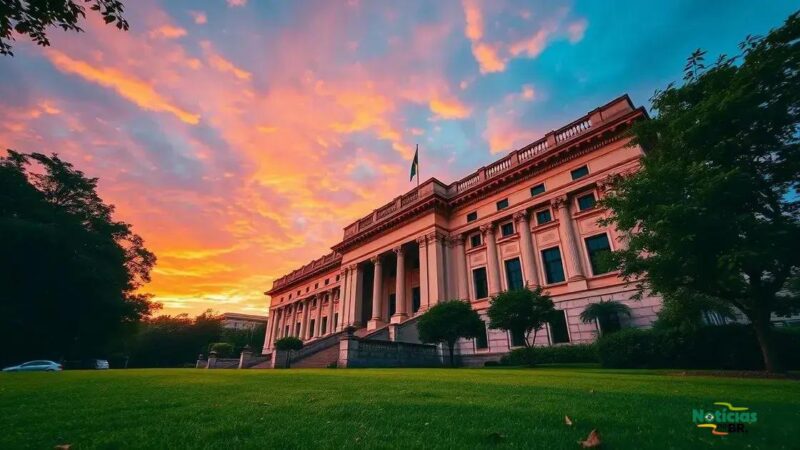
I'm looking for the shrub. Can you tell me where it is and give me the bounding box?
[274,337,303,351]
[597,325,800,370]
[501,344,598,366]
[208,342,234,358]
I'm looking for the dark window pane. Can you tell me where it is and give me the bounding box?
[500,222,514,237]
[470,234,482,248]
[321,317,327,334]
[412,287,421,312]
[504,258,524,290]
[388,293,396,317]
[530,183,545,196]
[496,198,509,210]
[535,209,552,225]
[511,329,526,347]
[571,165,589,180]
[467,211,478,222]
[577,193,596,211]
[541,247,566,284]
[585,234,613,275]
[334,314,338,330]
[549,310,570,344]
[476,322,488,349]
[473,267,488,299]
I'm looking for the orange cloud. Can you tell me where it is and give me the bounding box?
[201,41,252,80]
[149,25,187,39]
[473,43,505,73]
[190,11,207,25]
[429,96,472,119]
[45,50,200,124]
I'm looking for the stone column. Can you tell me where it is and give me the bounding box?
[264,308,276,350]
[552,195,587,283]
[289,303,298,336]
[453,234,469,300]
[368,256,384,329]
[416,236,430,312]
[391,246,407,323]
[300,299,310,340]
[314,295,323,338]
[427,231,446,306]
[349,264,362,326]
[337,271,347,331]
[481,223,501,296]
[326,290,335,335]
[514,210,540,287]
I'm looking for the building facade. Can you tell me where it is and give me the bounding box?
[221,313,269,330]
[262,95,661,362]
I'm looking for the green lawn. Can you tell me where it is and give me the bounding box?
[0,368,798,449]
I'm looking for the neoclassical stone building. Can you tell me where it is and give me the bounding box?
[262,95,661,365]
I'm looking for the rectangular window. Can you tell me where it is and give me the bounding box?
[541,247,566,284]
[284,326,290,337]
[289,294,292,300]
[500,222,515,237]
[496,198,509,210]
[333,313,339,330]
[466,211,478,222]
[321,317,328,334]
[315,283,318,289]
[504,258,524,290]
[530,183,545,196]
[511,329,526,347]
[571,165,589,180]
[549,310,570,344]
[535,209,552,225]
[308,320,315,337]
[585,234,613,275]
[325,278,330,285]
[470,233,482,248]
[412,287,421,313]
[336,275,340,281]
[388,293,396,317]
[476,322,488,349]
[473,267,488,299]
[577,193,596,211]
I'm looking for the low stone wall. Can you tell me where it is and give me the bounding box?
[338,336,442,368]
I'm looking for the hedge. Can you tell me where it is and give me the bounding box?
[501,344,599,366]
[597,324,800,370]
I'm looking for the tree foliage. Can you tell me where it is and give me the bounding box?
[0,0,128,56]
[274,336,303,351]
[579,299,632,336]
[0,150,158,366]
[417,300,484,366]
[600,12,800,371]
[487,287,555,347]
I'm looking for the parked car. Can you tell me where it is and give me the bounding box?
[2,360,63,372]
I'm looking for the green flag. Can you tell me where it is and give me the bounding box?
[410,145,419,182]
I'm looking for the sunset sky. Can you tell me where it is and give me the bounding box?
[1,0,795,317]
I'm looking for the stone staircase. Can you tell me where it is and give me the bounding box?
[291,344,339,368]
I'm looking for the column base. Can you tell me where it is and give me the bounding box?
[367,318,385,330]
[390,313,408,324]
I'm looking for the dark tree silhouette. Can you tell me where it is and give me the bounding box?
[1,0,129,56]
[0,150,158,366]
[601,12,800,372]
[417,300,484,367]
[487,287,556,347]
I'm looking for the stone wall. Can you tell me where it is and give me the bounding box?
[338,336,442,368]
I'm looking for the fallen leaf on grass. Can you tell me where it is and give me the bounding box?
[54,445,71,450]
[565,415,573,426]
[578,429,601,448]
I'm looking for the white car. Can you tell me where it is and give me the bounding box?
[2,360,63,372]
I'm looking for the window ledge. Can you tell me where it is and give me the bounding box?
[572,207,602,219]
[531,220,559,232]
[466,244,486,254]
[496,233,519,243]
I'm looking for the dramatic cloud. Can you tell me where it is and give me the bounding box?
[2,0,788,315]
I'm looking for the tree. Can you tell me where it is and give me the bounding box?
[600,12,800,372]
[127,310,223,368]
[1,0,129,56]
[0,150,158,366]
[579,300,632,336]
[274,337,303,368]
[487,287,555,347]
[417,300,484,367]
[652,292,737,333]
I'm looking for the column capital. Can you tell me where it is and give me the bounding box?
[512,210,530,224]
[392,245,404,255]
[370,255,382,265]
[596,176,614,194]
[416,235,428,246]
[425,230,446,242]
[347,263,358,271]
[551,195,569,211]
[479,223,496,236]
[453,233,466,245]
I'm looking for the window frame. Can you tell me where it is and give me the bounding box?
[548,309,571,344]
[499,221,515,238]
[503,257,524,291]
[469,233,482,249]
[530,183,546,197]
[472,266,489,300]
[534,208,552,226]
[584,232,614,276]
[576,191,597,211]
[496,198,509,210]
[540,245,566,285]
[570,165,589,180]
[466,211,478,222]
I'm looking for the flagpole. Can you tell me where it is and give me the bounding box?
[416,144,420,188]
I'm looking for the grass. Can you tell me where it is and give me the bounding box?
[0,368,798,449]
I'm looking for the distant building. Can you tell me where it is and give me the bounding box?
[221,313,268,330]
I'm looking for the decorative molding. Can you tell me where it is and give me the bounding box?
[370,256,381,265]
[512,210,529,223]
[392,246,404,255]
[480,223,496,236]
[416,235,427,246]
[551,195,568,211]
